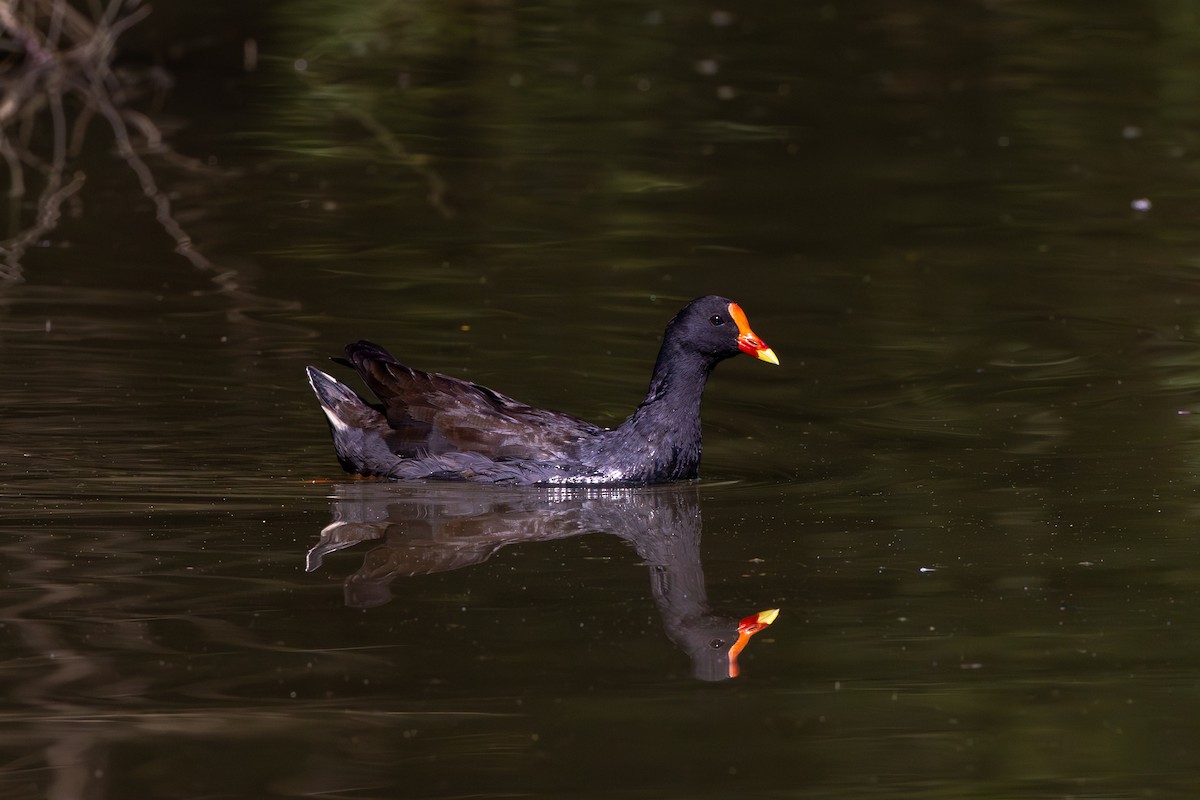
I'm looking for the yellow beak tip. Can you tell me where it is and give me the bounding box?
[758,608,780,624]
[757,348,780,366]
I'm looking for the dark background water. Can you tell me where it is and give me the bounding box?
[5,1,1200,797]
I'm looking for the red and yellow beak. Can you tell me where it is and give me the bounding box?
[729,303,779,365]
[727,607,780,678]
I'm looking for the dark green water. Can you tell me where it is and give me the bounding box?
[5,1,1200,797]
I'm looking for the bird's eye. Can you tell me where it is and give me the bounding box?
[709,638,725,649]
[709,315,725,326]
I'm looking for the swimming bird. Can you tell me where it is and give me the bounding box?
[306,295,777,484]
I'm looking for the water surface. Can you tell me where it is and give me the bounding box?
[4,1,1200,798]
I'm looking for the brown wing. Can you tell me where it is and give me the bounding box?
[344,341,600,461]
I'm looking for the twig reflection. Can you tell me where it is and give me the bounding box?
[0,0,213,281]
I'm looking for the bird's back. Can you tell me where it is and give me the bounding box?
[342,341,601,463]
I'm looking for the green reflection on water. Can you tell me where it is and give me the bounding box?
[8,0,1200,798]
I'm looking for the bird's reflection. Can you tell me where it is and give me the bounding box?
[307,483,779,681]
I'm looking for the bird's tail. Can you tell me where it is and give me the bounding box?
[306,366,396,476]
[307,365,360,411]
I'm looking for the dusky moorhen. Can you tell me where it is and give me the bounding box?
[306,295,777,484]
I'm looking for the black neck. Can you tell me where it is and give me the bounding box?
[587,342,713,482]
[635,343,712,422]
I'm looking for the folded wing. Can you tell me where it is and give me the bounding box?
[343,341,600,462]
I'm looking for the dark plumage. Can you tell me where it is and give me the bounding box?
[306,295,777,484]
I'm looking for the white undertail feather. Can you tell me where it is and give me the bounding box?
[320,402,350,433]
[307,368,350,429]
